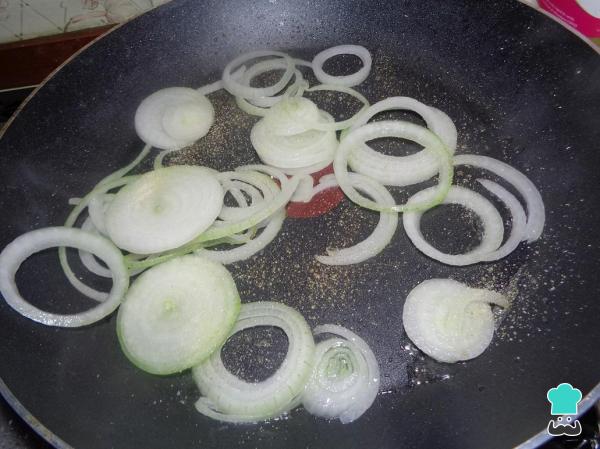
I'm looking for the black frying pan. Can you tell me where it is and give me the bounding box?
[1,1,600,448]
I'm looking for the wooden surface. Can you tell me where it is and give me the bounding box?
[0,25,113,90]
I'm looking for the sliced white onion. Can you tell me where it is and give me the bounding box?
[334,120,453,212]
[87,193,113,236]
[0,227,128,327]
[454,154,545,242]
[135,87,215,150]
[477,179,527,261]
[236,58,305,109]
[192,301,315,422]
[403,185,504,266]
[117,255,240,375]
[403,279,508,363]
[105,166,224,254]
[197,209,285,265]
[302,324,379,423]
[60,176,136,303]
[316,173,398,265]
[312,45,372,87]
[216,171,279,223]
[78,218,145,280]
[251,103,338,170]
[261,96,322,136]
[197,166,300,242]
[280,159,333,176]
[347,97,457,186]
[222,50,294,100]
[290,175,315,202]
[78,217,112,278]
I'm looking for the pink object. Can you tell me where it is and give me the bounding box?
[539,0,600,37]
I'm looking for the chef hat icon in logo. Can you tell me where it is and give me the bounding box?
[547,383,582,415]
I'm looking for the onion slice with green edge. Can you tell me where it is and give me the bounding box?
[347,97,457,186]
[477,179,527,261]
[124,167,300,271]
[196,209,285,265]
[135,88,215,150]
[105,166,224,254]
[403,185,504,266]
[222,50,295,100]
[57,144,150,302]
[96,143,151,188]
[78,217,146,280]
[117,255,240,375]
[217,171,279,222]
[0,227,128,327]
[192,301,315,423]
[60,176,137,302]
[454,154,545,242]
[334,120,454,212]
[302,324,379,423]
[312,45,372,87]
[402,279,508,363]
[315,174,398,265]
[78,217,113,278]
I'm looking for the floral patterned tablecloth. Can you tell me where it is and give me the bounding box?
[0,0,170,44]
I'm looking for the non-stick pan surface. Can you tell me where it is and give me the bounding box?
[1,1,599,448]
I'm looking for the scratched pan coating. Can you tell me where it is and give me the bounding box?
[0,1,599,448]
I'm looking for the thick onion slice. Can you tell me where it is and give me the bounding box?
[334,120,454,212]
[302,324,379,423]
[403,185,504,266]
[251,105,338,170]
[192,301,315,423]
[315,174,398,265]
[347,97,457,186]
[0,227,128,327]
[312,45,372,87]
[105,166,224,254]
[454,154,545,242]
[222,50,294,100]
[117,255,240,375]
[196,209,285,265]
[403,279,508,363]
[135,87,215,150]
